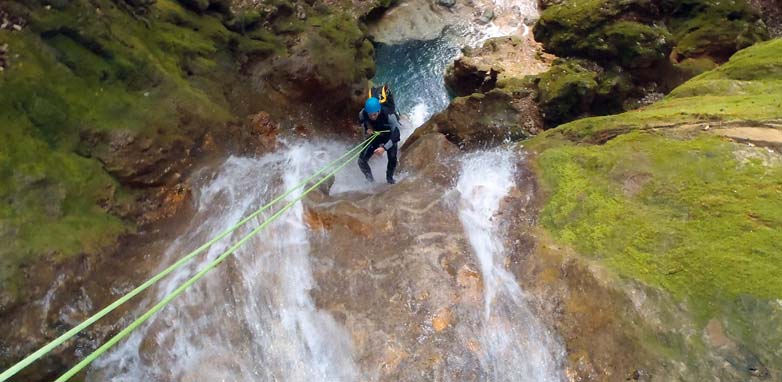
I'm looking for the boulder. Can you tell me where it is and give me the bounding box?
[445,35,553,97]
[400,132,460,186]
[406,89,543,150]
[365,0,460,43]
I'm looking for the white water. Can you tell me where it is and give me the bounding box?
[80,1,561,378]
[456,149,565,382]
[461,0,539,46]
[88,141,362,381]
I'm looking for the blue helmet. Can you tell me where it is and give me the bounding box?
[364,97,381,114]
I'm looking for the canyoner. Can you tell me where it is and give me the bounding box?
[358,83,403,184]
[0,133,383,382]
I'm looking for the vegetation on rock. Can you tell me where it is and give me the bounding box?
[527,38,782,377]
[0,0,375,378]
[533,0,770,127]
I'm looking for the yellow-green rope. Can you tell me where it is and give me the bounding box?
[0,133,380,382]
[54,133,379,381]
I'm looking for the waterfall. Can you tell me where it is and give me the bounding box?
[456,149,565,382]
[88,140,360,381]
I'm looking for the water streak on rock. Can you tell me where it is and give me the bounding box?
[88,141,361,381]
[456,149,565,381]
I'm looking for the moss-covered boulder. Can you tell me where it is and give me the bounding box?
[534,0,668,67]
[668,0,769,63]
[258,12,375,122]
[536,0,768,67]
[525,38,782,379]
[532,0,770,126]
[550,38,782,141]
[535,58,636,126]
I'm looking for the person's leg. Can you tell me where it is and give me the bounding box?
[358,143,376,182]
[386,144,398,184]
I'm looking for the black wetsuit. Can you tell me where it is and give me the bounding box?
[357,108,402,183]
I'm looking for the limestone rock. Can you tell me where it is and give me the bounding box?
[399,132,459,186]
[445,35,553,97]
[405,89,543,150]
[365,0,459,43]
[256,14,374,124]
[304,146,488,380]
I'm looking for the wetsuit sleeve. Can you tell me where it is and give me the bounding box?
[383,114,402,150]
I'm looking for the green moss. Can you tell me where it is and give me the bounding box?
[527,39,782,369]
[669,0,768,62]
[675,57,719,78]
[535,131,782,321]
[537,0,768,65]
[535,0,670,67]
[548,39,782,140]
[536,59,599,125]
[594,21,672,68]
[535,59,638,126]
[306,13,374,86]
[0,114,129,299]
[0,0,290,304]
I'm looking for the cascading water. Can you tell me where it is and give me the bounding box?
[456,149,565,382]
[83,0,565,378]
[372,0,539,124]
[88,141,362,381]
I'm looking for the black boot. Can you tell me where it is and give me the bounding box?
[386,145,398,185]
[358,149,374,182]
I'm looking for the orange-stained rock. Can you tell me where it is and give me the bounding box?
[432,307,453,332]
[246,111,280,154]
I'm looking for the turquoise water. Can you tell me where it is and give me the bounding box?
[372,37,461,123]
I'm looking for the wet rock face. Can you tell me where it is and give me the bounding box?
[365,0,469,43]
[0,0,375,378]
[301,135,495,380]
[405,89,543,150]
[400,133,461,186]
[255,13,375,125]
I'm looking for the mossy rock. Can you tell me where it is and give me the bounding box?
[526,39,782,373]
[533,0,770,124]
[536,59,600,126]
[536,0,768,66]
[0,0,289,310]
[546,39,782,141]
[536,58,635,126]
[668,0,769,63]
[591,21,672,69]
[534,0,665,64]
[176,0,230,14]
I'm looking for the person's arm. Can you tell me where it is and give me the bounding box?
[358,109,373,135]
[382,114,402,150]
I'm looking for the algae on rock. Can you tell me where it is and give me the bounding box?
[0,0,376,378]
[532,0,770,126]
[526,38,782,379]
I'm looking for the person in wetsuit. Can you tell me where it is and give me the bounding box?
[357,97,401,184]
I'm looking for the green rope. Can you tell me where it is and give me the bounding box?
[0,133,379,382]
[55,133,378,381]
